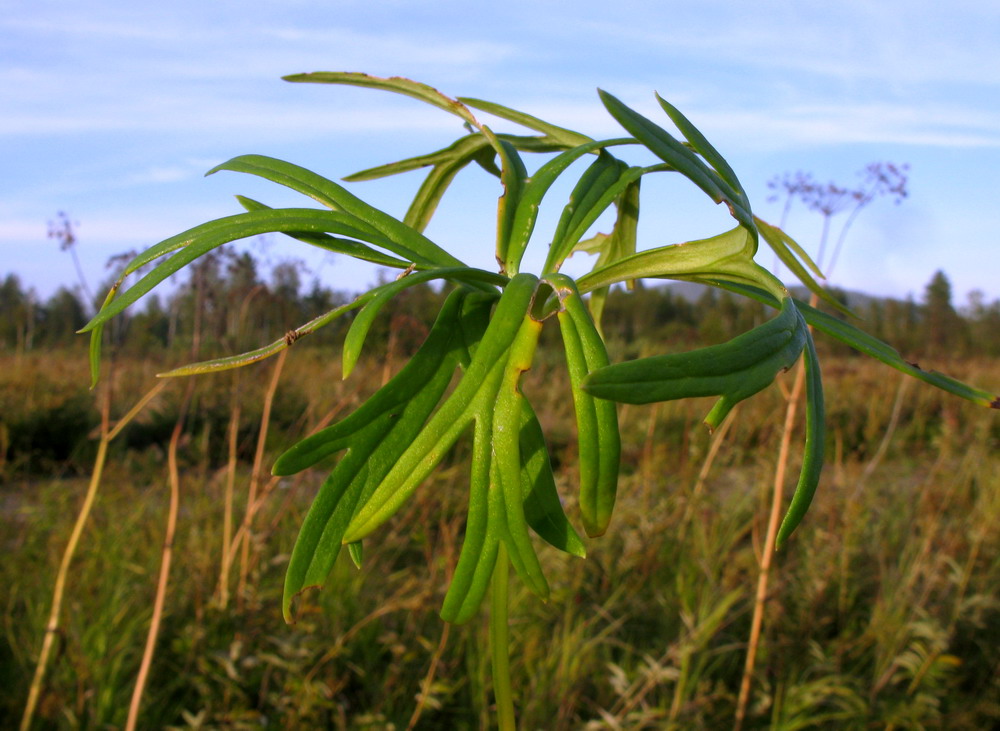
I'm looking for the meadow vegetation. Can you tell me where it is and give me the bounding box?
[3,306,998,728]
[5,73,999,729]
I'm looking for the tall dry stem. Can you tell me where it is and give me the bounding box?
[237,348,288,610]
[216,377,242,608]
[125,379,194,731]
[733,356,807,730]
[20,378,166,731]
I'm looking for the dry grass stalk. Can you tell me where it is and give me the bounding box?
[20,379,166,731]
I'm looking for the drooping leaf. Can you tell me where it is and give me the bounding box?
[490,313,549,599]
[706,280,1000,410]
[776,333,826,547]
[547,273,621,536]
[518,399,586,557]
[584,298,807,430]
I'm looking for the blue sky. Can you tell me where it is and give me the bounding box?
[3,0,1000,308]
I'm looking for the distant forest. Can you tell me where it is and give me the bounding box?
[3,250,998,360]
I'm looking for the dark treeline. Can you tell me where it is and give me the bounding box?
[2,254,999,360]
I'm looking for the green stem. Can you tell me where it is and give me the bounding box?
[490,544,516,730]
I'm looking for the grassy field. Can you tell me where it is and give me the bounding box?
[2,348,999,729]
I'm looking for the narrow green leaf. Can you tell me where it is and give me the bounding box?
[703,278,999,411]
[440,416,500,623]
[284,71,480,127]
[584,298,807,430]
[458,97,593,147]
[505,138,635,271]
[210,155,466,267]
[796,299,999,409]
[159,295,375,378]
[576,226,785,301]
[235,196,410,268]
[776,333,826,547]
[275,289,472,475]
[343,274,541,542]
[404,144,492,232]
[343,133,489,181]
[598,89,755,234]
[341,267,506,379]
[492,137,528,273]
[281,290,491,622]
[492,314,549,599]
[87,281,121,387]
[347,542,363,568]
[755,216,852,317]
[519,400,586,557]
[547,152,622,267]
[79,208,439,333]
[655,93,745,200]
[547,273,621,536]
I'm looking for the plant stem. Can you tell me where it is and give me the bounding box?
[490,545,516,731]
[406,622,451,730]
[733,355,807,731]
[217,379,241,609]
[125,379,193,731]
[20,380,165,731]
[237,348,287,609]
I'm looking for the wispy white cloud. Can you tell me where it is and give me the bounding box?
[581,1,1000,87]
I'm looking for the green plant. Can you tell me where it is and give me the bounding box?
[78,72,998,727]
